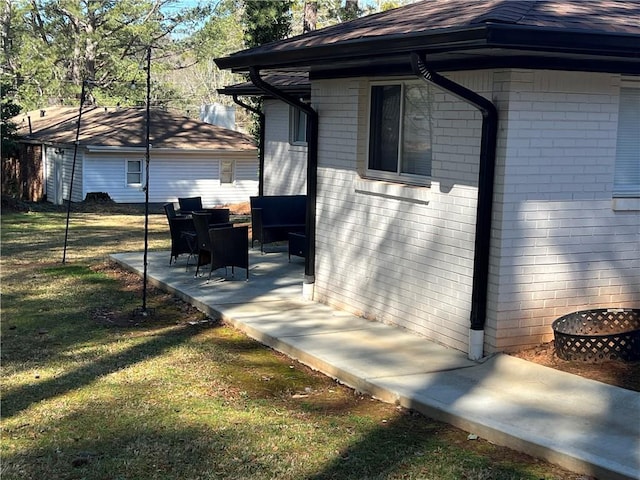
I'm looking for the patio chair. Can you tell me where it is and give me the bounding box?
[192,211,233,277]
[163,202,184,219]
[178,196,203,214]
[207,225,249,281]
[196,208,230,225]
[163,203,197,267]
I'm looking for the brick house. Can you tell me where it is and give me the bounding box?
[216,0,640,358]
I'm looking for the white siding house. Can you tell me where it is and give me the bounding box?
[16,107,258,206]
[217,0,640,357]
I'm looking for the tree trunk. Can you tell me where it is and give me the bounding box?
[303,1,317,33]
[344,0,358,20]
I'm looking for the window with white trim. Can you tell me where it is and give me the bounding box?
[220,159,234,184]
[290,106,307,145]
[126,159,142,185]
[614,80,640,197]
[368,81,433,183]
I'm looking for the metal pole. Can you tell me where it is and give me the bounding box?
[142,45,151,312]
[62,80,87,264]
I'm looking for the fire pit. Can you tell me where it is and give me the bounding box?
[552,308,640,363]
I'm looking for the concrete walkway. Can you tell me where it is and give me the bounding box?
[110,249,639,480]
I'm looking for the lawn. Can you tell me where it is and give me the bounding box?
[1,204,584,479]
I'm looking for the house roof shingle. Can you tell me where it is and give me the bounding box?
[216,0,640,75]
[15,107,256,152]
[217,71,310,98]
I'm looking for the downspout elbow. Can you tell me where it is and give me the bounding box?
[411,53,498,359]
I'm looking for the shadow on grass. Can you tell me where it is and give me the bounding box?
[1,322,218,419]
[0,211,168,265]
[1,212,578,480]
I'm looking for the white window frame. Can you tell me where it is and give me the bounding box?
[289,106,308,146]
[220,159,235,184]
[126,158,143,186]
[613,78,640,200]
[366,79,433,186]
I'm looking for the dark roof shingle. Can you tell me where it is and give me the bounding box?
[216,0,640,73]
[252,0,640,52]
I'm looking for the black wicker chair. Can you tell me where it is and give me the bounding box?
[208,225,249,280]
[192,212,233,277]
[163,203,197,267]
[163,202,184,219]
[192,212,249,279]
[178,196,203,214]
[196,208,230,225]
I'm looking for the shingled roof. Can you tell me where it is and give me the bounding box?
[15,107,256,152]
[216,0,640,75]
[217,71,310,98]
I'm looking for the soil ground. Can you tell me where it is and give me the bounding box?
[508,342,639,392]
[4,196,638,393]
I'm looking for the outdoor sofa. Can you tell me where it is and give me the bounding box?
[250,195,306,253]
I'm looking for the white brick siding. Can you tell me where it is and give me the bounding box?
[488,70,640,352]
[261,69,640,355]
[312,75,486,352]
[263,100,307,195]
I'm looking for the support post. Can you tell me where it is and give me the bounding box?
[248,67,318,291]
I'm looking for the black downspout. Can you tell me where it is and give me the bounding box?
[410,52,498,334]
[248,67,318,285]
[232,94,265,196]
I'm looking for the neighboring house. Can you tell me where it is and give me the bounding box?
[216,0,640,359]
[14,106,258,206]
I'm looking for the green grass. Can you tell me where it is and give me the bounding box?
[1,208,581,479]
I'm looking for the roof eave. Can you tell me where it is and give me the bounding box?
[215,26,490,71]
[85,146,257,155]
[217,85,311,98]
[215,24,640,73]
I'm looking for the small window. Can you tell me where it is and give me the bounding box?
[368,81,433,182]
[614,82,640,197]
[126,159,142,185]
[290,106,307,145]
[221,159,234,184]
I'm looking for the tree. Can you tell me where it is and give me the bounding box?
[242,0,293,49]
[303,1,317,33]
[1,82,22,158]
[180,0,244,107]
[343,0,359,20]
[4,0,210,111]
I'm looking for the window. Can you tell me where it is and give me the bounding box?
[368,82,433,182]
[290,106,307,145]
[614,82,640,197]
[220,159,234,184]
[126,159,142,185]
